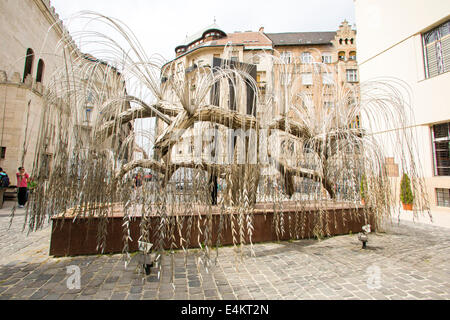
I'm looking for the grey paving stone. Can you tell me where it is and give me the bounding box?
[29,289,51,299]
[44,293,62,300]
[111,292,128,300]
[1,214,450,301]
[126,293,142,300]
[142,290,157,300]
[81,288,97,296]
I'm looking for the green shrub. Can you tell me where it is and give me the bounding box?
[400,173,414,204]
[28,180,37,190]
[360,175,367,200]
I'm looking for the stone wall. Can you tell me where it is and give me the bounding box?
[0,0,78,179]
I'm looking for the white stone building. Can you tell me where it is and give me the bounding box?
[355,0,450,211]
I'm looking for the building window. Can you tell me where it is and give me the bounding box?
[349,51,357,61]
[350,115,360,129]
[346,69,358,82]
[338,51,345,61]
[176,62,183,73]
[23,48,34,82]
[231,51,239,62]
[301,52,312,64]
[280,51,292,64]
[436,188,450,207]
[322,72,333,85]
[0,147,6,159]
[86,90,94,104]
[302,72,313,85]
[432,122,450,176]
[422,19,450,78]
[322,54,332,64]
[84,107,93,124]
[257,71,266,95]
[36,59,45,83]
[323,101,335,109]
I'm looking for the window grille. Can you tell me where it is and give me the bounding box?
[436,188,450,207]
[423,19,450,78]
[432,122,450,176]
[346,69,358,82]
[301,52,312,64]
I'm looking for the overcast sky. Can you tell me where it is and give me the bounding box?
[51,0,356,61]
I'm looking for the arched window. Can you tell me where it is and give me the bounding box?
[350,38,354,45]
[23,48,34,82]
[349,51,357,61]
[339,39,343,45]
[338,51,346,61]
[345,38,348,45]
[36,59,45,83]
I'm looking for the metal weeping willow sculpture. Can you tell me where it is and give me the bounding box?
[17,12,430,272]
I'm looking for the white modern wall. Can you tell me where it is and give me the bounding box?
[355,0,450,211]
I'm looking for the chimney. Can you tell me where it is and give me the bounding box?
[259,27,265,33]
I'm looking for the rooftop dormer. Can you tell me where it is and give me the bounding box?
[175,24,227,57]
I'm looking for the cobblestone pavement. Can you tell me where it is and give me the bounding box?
[0,200,449,300]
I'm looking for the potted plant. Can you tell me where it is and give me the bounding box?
[360,175,367,205]
[400,173,414,210]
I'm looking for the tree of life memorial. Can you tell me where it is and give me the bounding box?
[19,13,430,269]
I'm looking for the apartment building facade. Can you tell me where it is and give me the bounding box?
[159,21,359,165]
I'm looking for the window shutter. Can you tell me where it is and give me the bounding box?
[425,44,438,78]
[442,35,450,73]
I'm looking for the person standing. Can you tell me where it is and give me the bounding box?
[134,172,143,202]
[16,167,29,208]
[134,172,143,189]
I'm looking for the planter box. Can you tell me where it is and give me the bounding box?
[402,203,413,211]
[49,202,374,257]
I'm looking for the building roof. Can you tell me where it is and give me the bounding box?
[181,23,225,46]
[265,32,336,46]
[215,31,272,47]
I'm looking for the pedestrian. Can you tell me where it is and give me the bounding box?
[134,172,143,189]
[0,168,10,208]
[134,172,143,202]
[16,167,30,208]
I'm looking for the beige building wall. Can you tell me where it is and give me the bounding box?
[160,23,358,168]
[0,0,70,84]
[0,84,45,177]
[0,0,72,179]
[159,31,273,166]
[0,1,127,182]
[355,0,450,211]
[271,22,359,121]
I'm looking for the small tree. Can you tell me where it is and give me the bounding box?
[400,173,414,205]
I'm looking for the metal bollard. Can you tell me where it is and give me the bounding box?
[138,241,155,275]
[358,224,371,249]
